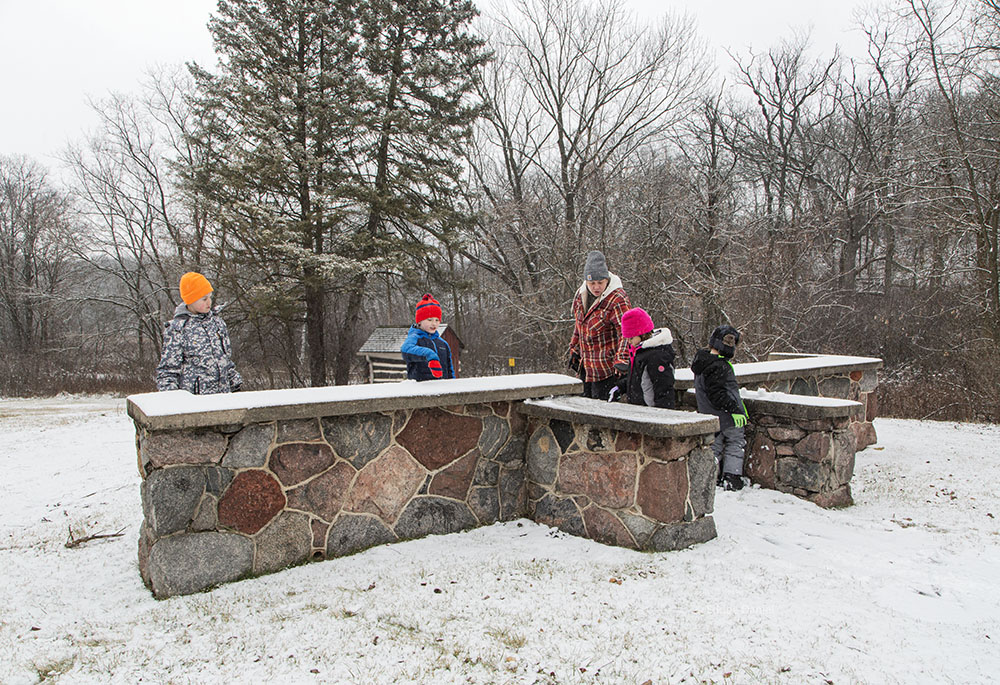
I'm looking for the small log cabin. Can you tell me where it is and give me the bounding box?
[357,325,464,382]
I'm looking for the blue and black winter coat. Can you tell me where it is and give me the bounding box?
[692,348,746,430]
[401,325,454,381]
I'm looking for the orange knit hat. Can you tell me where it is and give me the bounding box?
[179,272,213,305]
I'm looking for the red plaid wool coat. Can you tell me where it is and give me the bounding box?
[569,274,631,382]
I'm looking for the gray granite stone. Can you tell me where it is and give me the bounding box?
[790,377,819,396]
[526,425,559,486]
[648,516,717,551]
[817,375,851,399]
[532,494,585,538]
[494,434,526,464]
[144,466,207,536]
[776,457,826,491]
[321,412,393,469]
[222,423,274,469]
[618,512,658,548]
[859,370,878,392]
[499,466,526,520]
[147,532,253,598]
[472,459,499,487]
[326,513,397,557]
[479,415,510,460]
[549,419,576,453]
[686,446,716,517]
[469,486,501,525]
[253,511,313,575]
[205,466,233,497]
[190,493,218,532]
[394,496,478,540]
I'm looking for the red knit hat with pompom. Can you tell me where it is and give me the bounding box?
[415,293,442,323]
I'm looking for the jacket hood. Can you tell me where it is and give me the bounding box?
[173,302,217,320]
[576,272,624,308]
[409,323,441,339]
[691,347,722,374]
[640,327,673,348]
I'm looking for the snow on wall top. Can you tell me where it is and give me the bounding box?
[521,395,719,438]
[127,373,582,431]
[674,353,881,385]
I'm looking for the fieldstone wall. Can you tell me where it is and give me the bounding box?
[136,401,528,598]
[756,358,879,452]
[675,354,881,452]
[520,397,720,551]
[742,393,860,508]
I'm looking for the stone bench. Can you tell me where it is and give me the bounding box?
[681,388,862,508]
[520,396,720,551]
[675,353,881,451]
[128,374,721,598]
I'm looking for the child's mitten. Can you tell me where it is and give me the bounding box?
[428,359,444,378]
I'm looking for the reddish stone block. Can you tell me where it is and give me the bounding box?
[866,392,879,422]
[582,506,637,549]
[396,408,481,470]
[746,430,776,489]
[276,418,322,443]
[285,460,357,521]
[347,445,425,524]
[793,433,832,462]
[616,431,642,452]
[557,452,637,509]
[429,451,479,499]
[311,518,329,551]
[851,421,878,451]
[850,370,863,382]
[775,443,796,456]
[808,485,853,508]
[637,460,688,523]
[644,436,694,462]
[143,429,227,469]
[490,402,510,417]
[269,442,336,487]
[218,470,286,535]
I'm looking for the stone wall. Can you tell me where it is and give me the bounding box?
[741,392,860,508]
[520,397,719,551]
[675,354,881,452]
[136,403,531,598]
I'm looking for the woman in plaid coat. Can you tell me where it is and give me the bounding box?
[568,251,632,400]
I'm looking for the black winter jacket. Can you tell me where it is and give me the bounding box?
[623,328,676,408]
[691,348,746,429]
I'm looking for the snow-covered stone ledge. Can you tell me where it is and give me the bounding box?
[128,374,583,598]
[519,397,720,552]
[127,374,724,598]
[681,388,864,508]
[676,353,881,451]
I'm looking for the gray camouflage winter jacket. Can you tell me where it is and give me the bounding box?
[155,303,243,394]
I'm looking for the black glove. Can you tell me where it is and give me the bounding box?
[568,351,581,374]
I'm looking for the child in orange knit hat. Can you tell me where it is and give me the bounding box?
[155,272,243,394]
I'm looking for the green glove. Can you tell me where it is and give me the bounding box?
[732,412,748,428]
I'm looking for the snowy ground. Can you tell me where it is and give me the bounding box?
[0,396,997,684]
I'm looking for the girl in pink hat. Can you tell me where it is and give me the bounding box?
[612,307,676,408]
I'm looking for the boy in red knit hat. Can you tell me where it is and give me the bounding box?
[401,294,454,381]
[156,272,243,394]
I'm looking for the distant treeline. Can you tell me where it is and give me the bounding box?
[1,0,997,422]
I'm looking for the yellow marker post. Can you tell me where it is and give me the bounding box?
[508,357,515,374]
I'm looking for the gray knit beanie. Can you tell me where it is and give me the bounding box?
[583,250,609,281]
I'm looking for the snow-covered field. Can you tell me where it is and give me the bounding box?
[0,396,997,684]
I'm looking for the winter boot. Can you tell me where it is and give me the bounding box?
[722,473,745,491]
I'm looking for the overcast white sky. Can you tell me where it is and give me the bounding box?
[0,0,872,166]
